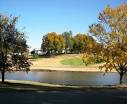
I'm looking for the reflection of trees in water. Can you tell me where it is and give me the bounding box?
[3,72,121,86]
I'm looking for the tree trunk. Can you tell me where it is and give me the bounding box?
[1,51,5,83]
[1,70,5,83]
[120,71,124,84]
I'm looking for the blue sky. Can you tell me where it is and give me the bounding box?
[0,0,126,49]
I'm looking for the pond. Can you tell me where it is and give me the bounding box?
[1,71,127,86]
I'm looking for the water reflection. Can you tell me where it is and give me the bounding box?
[1,71,127,86]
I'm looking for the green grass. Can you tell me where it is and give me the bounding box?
[0,80,123,93]
[0,80,102,92]
[61,58,85,66]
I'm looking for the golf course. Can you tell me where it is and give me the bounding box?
[30,54,106,72]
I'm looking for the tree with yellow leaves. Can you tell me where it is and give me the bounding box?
[41,32,65,55]
[72,33,96,53]
[84,4,127,84]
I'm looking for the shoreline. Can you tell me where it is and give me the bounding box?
[30,66,117,72]
[1,80,126,89]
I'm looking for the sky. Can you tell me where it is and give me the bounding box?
[0,0,126,50]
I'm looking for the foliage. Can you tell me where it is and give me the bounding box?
[84,4,127,84]
[83,53,103,66]
[41,32,65,55]
[72,34,96,53]
[0,13,30,83]
[41,32,97,55]
[62,31,73,53]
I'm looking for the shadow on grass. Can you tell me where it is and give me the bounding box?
[0,81,126,92]
[0,82,84,92]
[0,82,127,104]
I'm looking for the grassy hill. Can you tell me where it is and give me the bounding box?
[30,54,102,68]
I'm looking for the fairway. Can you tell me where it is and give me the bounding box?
[61,57,85,66]
[30,54,94,68]
[31,54,84,68]
[30,54,107,72]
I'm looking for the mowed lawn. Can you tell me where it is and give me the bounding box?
[61,57,85,66]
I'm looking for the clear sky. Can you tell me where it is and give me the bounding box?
[0,0,126,50]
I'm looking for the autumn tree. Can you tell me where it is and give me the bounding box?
[41,32,65,55]
[84,4,127,84]
[0,14,30,83]
[58,35,65,53]
[73,34,96,53]
[83,42,103,65]
[41,32,97,55]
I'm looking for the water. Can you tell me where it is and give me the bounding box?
[1,71,127,86]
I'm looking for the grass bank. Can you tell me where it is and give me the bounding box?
[0,80,127,92]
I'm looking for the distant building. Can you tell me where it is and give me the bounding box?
[31,49,47,56]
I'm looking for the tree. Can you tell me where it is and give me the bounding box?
[57,35,65,53]
[83,42,103,65]
[62,31,73,53]
[0,14,30,83]
[84,4,127,84]
[41,32,65,55]
[73,34,96,53]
